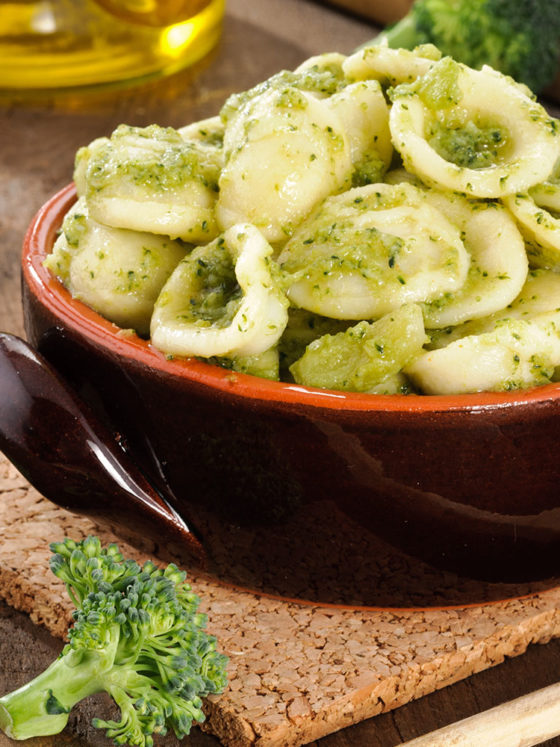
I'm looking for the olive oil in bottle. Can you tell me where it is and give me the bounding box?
[0,0,225,91]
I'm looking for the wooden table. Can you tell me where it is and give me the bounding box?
[2,1,560,745]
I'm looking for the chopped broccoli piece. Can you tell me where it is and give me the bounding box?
[374,0,560,93]
[0,536,228,746]
[289,304,428,392]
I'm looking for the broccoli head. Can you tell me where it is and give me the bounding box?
[374,0,560,94]
[0,536,228,746]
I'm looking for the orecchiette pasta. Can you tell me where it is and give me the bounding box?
[150,223,288,358]
[343,43,441,87]
[290,303,428,393]
[45,198,187,336]
[217,86,354,243]
[389,58,560,198]
[504,191,560,271]
[278,182,470,319]
[217,72,392,243]
[216,55,396,241]
[45,47,560,396]
[430,269,560,348]
[294,52,347,83]
[529,179,560,215]
[407,312,560,394]
[327,80,393,169]
[385,169,528,327]
[177,115,225,151]
[420,190,528,327]
[75,124,221,243]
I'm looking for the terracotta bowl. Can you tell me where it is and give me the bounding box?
[18,184,560,608]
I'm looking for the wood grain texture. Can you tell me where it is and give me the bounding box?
[2,455,560,747]
[400,681,560,746]
[322,0,413,25]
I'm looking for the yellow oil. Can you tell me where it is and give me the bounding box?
[0,0,225,91]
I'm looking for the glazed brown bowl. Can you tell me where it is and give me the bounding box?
[16,184,560,608]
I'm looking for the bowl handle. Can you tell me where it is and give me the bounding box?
[0,332,206,567]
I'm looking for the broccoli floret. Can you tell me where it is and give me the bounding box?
[0,536,228,746]
[374,0,560,93]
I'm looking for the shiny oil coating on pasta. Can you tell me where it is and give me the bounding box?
[45,45,560,396]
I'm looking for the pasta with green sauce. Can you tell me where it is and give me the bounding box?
[45,45,560,395]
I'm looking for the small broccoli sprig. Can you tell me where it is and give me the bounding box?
[374,0,560,94]
[0,536,228,746]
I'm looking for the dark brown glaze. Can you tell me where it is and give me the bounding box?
[0,332,205,568]
[14,184,560,608]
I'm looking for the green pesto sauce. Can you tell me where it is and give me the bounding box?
[281,215,406,292]
[63,211,88,248]
[113,246,166,295]
[278,309,349,371]
[44,208,88,282]
[352,150,386,187]
[118,123,181,144]
[427,119,509,169]
[290,304,427,392]
[392,57,462,110]
[220,63,346,124]
[208,347,280,380]
[86,125,221,194]
[499,352,553,391]
[43,240,71,282]
[423,259,511,321]
[178,243,242,328]
[274,87,309,110]
[191,126,224,149]
[416,57,461,109]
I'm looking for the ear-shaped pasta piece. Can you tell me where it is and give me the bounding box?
[407,312,560,394]
[326,80,393,170]
[294,52,347,84]
[237,347,280,379]
[367,372,413,395]
[150,223,289,358]
[74,124,221,243]
[430,269,560,348]
[278,182,470,320]
[217,86,354,243]
[74,136,104,197]
[295,52,346,70]
[178,115,225,151]
[278,309,349,371]
[529,180,560,215]
[220,56,348,131]
[504,191,560,270]
[343,43,441,87]
[419,190,527,327]
[384,168,423,187]
[289,304,428,393]
[44,198,187,336]
[216,346,281,381]
[390,58,560,198]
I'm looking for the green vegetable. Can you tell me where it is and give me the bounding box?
[290,303,428,392]
[0,536,228,746]
[373,0,560,94]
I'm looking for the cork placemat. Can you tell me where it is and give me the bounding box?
[2,454,560,747]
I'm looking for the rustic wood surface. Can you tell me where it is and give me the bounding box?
[3,457,560,747]
[3,595,560,747]
[2,1,560,745]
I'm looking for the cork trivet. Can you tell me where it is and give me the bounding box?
[1,454,560,747]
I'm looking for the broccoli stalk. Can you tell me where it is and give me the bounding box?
[0,536,228,746]
[373,0,560,94]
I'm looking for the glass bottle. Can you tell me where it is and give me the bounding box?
[0,0,225,91]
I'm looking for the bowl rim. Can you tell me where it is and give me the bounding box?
[22,183,560,414]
